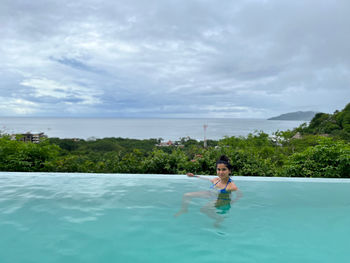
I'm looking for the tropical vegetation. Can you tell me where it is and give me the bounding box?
[1,103,349,178]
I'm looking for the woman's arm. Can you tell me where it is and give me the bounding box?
[228,181,239,191]
[186,173,213,182]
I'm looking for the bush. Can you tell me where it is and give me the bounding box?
[283,138,350,178]
[0,137,60,172]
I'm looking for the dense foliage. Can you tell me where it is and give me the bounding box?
[0,136,60,171]
[1,103,349,178]
[284,138,350,178]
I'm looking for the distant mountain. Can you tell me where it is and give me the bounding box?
[268,111,318,121]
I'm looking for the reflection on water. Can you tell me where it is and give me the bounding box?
[174,189,242,227]
[215,192,232,214]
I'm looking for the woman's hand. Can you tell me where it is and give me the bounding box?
[186,173,196,177]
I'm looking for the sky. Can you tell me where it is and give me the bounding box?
[1,0,349,118]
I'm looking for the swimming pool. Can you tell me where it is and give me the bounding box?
[1,173,349,263]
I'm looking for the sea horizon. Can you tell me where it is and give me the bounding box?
[0,117,306,141]
[0,116,277,120]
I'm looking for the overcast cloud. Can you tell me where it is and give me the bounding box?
[1,0,349,118]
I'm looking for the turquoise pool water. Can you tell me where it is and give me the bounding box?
[1,173,349,263]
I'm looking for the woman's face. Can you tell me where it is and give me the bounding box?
[216,163,230,179]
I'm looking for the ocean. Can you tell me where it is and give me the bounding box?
[0,117,305,141]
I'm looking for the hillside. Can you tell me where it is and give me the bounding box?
[268,111,317,121]
[295,102,350,141]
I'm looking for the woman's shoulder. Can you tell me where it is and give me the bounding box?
[211,177,220,184]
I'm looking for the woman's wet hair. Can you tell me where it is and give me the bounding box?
[216,155,233,170]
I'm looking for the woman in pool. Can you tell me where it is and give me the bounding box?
[175,155,241,226]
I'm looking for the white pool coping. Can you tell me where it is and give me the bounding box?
[0,172,349,183]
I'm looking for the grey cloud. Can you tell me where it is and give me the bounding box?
[0,0,349,117]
